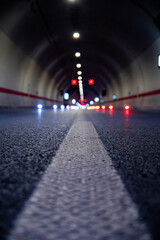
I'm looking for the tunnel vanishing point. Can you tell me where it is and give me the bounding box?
[0,0,160,108]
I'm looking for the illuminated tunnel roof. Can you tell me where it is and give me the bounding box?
[0,0,160,101]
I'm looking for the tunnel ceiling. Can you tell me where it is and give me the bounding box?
[0,0,160,101]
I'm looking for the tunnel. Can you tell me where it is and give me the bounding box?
[0,0,160,240]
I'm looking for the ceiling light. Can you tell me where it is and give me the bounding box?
[76,63,81,68]
[77,71,82,75]
[73,32,80,39]
[75,52,81,57]
[78,76,82,80]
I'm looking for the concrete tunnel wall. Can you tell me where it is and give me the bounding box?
[104,37,160,109]
[0,28,160,108]
[0,30,63,107]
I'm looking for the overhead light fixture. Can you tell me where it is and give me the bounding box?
[75,52,81,57]
[73,32,80,39]
[77,71,82,75]
[76,63,81,68]
[78,76,82,80]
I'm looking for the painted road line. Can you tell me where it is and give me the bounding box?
[9,119,151,240]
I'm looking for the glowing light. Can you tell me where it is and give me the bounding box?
[64,93,69,100]
[73,32,80,39]
[71,79,77,85]
[90,101,94,105]
[76,63,81,68]
[87,106,100,111]
[77,71,82,75]
[87,106,97,110]
[38,109,42,115]
[109,105,113,110]
[124,105,130,110]
[53,104,57,109]
[75,52,81,57]
[158,55,160,67]
[61,105,65,110]
[37,104,43,109]
[78,76,82,80]
[101,105,106,110]
[95,97,99,102]
[80,105,86,110]
[71,106,79,110]
[72,99,76,104]
[113,95,117,100]
[66,105,70,110]
[125,109,130,116]
[88,79,94,85]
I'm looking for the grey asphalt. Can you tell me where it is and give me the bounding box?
[9,119,150,240]
[0,109,77,240]
[87,109,160,240]
[0,108,160,240]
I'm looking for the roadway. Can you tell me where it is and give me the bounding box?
[0,108,160,240]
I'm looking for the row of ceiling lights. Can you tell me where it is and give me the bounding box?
[73,32,84,102]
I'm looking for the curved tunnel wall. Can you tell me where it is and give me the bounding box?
[0,30,63,107]
[0,27,160,108]
[104,37,160,109]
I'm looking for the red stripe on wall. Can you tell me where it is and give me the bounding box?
[0,87,62,104]
[104,89,160,104]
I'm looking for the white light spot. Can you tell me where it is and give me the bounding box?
[73,32,80,39]
[64,93,69,100]
[77,71,82,75]
[72,99,76,104]
[37,104,43,109]
[94,97,99,102]
[76,63,81,68]
[75,52,81,57]
[53,104,57,109]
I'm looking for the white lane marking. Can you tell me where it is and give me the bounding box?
[9,120,151,240]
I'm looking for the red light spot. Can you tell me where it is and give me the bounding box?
[71,79,77,85]
[101,105,105,110]
[79,99,82,103]
[84,99,87,103]
[125,109,130,116]
[124,105,130,110]
[109,105,113,110]
[88,79,94,85]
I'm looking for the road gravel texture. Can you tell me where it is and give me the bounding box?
[0,109,160,240]
[0,109,77,240]
[88,110,160,240]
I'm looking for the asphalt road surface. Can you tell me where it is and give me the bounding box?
[0,108,160,240]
